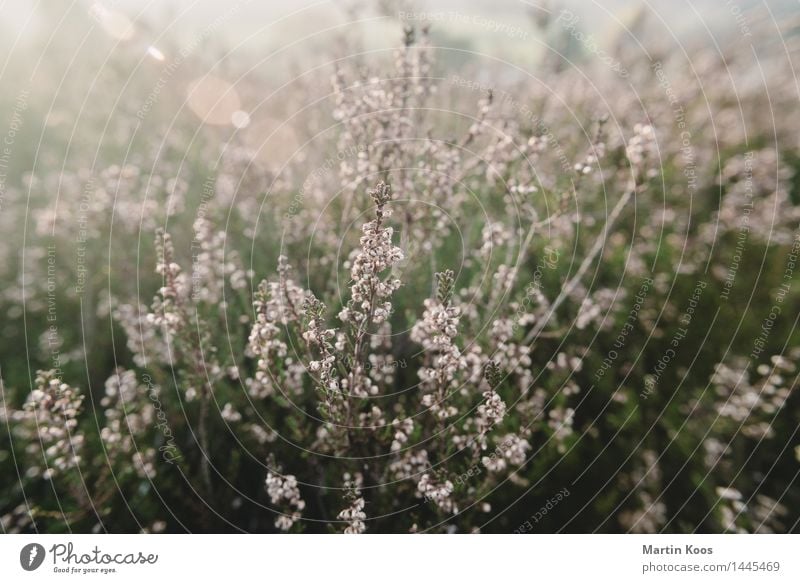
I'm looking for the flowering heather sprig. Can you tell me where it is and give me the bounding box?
[100,368,155,476]
[191,217,247,304]
[337,476,366,534]
[476,391,507,434]
[12,370,84,480]
[339,181,403,327]
[573,115,608,177]
[248,280,287,398]
[339,181,404,399]
[332,28,434,198]
[265,470,306,531]
[486,316,533,390]
[113,301,170,367]
[470,361,508,451]
[463,89,493,148]
[412,269,466,421]
[302,293,345,423]
[148,229,186,334]
[247,257,306,398]
[625,123,657,179]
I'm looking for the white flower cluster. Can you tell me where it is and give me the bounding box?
[391,417,414,452]
[337,496,367,534]
[418,473,456,514]
[412,299,462,352]
[388,448,429,482]
[712,355,794,439]
[716,487,787,534]
[331,27,432,199]
[265,471,306,531]
[476,390,507,437]
[12,370,84,480]
[487,316,534,389]
[625,123,657,175]
[481,434,531,472]
[547,407,575,453]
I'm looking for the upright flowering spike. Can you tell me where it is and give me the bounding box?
[302,293,345,423]
[339,181,404,328]
[148,229,186,333]
[470,360,507,451]
[412,269,465,420]
[339,181,405,400]
[265,470,306,531]
[337,475,367,534]
[100,368,157,478]
[247,257,307,399]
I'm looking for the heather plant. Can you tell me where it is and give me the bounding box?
[0,4,799,534]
